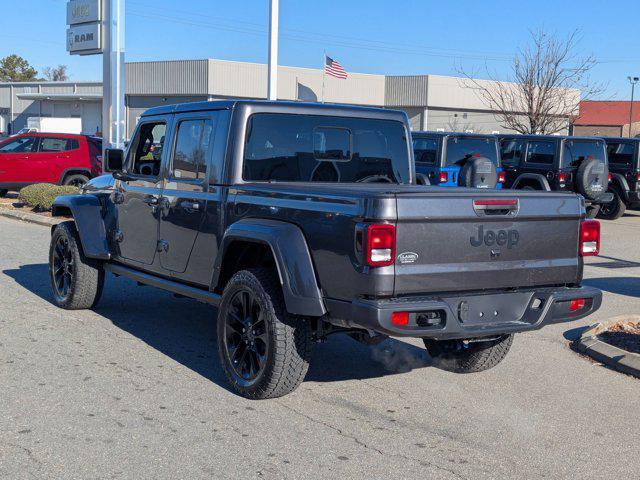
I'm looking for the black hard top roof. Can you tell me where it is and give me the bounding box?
[412,131,497,139]
[497,133,605,142]
[141,99,406,121]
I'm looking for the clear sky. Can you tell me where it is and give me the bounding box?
[2,0,639,99]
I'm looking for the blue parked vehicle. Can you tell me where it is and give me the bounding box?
[412,132,504,189]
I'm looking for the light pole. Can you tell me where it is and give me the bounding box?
[267,0,279,101]
[627,76,639,138]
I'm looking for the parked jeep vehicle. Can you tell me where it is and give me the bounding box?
[0,132,102,197]
[412,132,504,189]
[49,101,602,399]
[499,135,613,219]
[597,137,640,220]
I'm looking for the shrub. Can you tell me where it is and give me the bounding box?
[18,183,79,211]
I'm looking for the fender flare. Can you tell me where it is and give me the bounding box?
[213,219,326,317]
[610,173,631,201]
[51,195,110,260]
[512,173,551,191]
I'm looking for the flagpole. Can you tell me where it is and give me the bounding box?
[322,50,326,103]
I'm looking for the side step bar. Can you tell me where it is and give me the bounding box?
[103,263,222,306]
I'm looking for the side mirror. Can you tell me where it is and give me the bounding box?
[104,148,124,173]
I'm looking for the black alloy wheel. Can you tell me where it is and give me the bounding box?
[51,235,74,301]
[223,289,270,384]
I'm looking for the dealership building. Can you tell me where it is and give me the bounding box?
[0,58,574,137]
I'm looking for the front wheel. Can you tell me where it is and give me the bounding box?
[49,221,104,309]
[597,189,626,220]
[217,268,313,399]
[423,335,514,373]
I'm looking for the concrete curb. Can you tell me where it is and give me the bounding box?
[575,315,640,379]
[0,207,61,227]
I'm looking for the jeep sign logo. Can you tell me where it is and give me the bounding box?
[470,225,519,249]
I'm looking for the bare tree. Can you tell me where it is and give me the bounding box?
[460,30,602,135]
[43,65,69,82]
[446,116,482,134]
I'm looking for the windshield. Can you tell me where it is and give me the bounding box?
[444,137,499,166]
[562,140,606,168]
[243,113,410,183]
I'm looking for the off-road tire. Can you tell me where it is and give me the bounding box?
[423,334,514,373]
[597,187,626,221]
[62,174,90,188]
[576,158,608,201]
[49,221,104,309]
[217,268,313,399]
[0,189,8,197]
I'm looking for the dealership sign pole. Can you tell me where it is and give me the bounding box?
[267,0,278,101]
[67,0,125,151]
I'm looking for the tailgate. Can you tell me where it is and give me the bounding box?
[394,190,582,295]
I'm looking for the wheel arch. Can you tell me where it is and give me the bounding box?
[51,195,110,260]
[59,168,92,185]
[512,173,551,191]
[212,219,326,317]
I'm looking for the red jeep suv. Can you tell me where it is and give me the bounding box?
[0,133,102,197]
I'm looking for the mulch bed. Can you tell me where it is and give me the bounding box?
[598,321,640,355]
[0,194,53,217]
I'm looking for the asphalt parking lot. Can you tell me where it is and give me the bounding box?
[1,213,639,480]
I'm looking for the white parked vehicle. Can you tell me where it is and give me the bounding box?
[25,117,82,134]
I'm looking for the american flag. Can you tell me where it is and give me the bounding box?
[325,56,348,79]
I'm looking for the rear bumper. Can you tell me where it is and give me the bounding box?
[590,192,614,205]
[325,285,602,340]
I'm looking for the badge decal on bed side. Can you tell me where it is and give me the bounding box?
[397,252,419,264]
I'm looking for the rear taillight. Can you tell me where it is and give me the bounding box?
[558,172,567,184]
[498,171,506,183]
[365,224,396,267]
[636,172,640,182]
[439,171,448,183]
[569,298,586,312]
[608,173,612,182]
[580,220,600,256]
[391,311,409,326]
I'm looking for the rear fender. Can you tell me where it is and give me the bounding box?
[213,219,326,317]
[610,173,631,200]
[51,195,110,260]
[512,173,551,191]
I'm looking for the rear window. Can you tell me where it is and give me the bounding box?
[606,142,634,166]
[243,114,410,183]
[444,137,498,166]
[413,137,438,165]
[562,140,606,168]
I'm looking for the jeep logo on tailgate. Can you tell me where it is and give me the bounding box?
[470,225,519,249]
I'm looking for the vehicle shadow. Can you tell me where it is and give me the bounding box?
[3,263,434,390]
[583,277,640,298]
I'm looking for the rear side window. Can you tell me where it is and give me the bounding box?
[243,114,410,183]
[606,142,634,166]
[445,137,499,166]
[500,139,525,167]
[39,137,70,152]
[413,137,438,165]
[171,119,213,180]
[526,141,555,165]
[562,140,606,168]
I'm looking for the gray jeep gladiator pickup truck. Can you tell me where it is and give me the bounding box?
[49,100,602,399]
